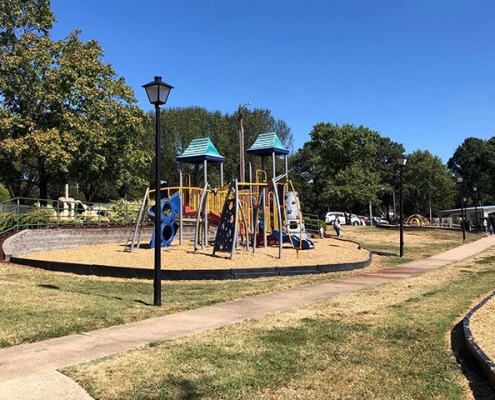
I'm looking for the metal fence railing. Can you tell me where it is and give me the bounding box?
[0,197,144,237]
[1,197,323,240]
[302,213,323,234]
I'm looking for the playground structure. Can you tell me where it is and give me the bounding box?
[404,214,431,226]
[129,133,315,260]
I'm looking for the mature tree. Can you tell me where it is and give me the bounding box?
[299,122,404,217]
[447,137,493,205]
[402,150,454,218]
[0,0,150,201]
[287,143,318,214]
[74,104,151,201]
[158,107,293,188]
[486,136,495,204]
[373,137,406,217]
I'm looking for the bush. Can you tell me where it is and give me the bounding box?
[0,198,143,235]
[0,184,9,203]
[20,207,58,228]
[0,213,16,232]
[107,200,141,225]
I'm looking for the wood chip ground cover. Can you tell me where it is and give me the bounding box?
[22,237,369,269]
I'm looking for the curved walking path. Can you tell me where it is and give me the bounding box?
[1,236,494,399]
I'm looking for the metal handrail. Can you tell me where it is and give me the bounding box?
[0,197,143,237]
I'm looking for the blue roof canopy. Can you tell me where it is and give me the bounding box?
[176,138,226,164]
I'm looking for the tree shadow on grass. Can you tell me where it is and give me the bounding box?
[451,320,495,399]
[37,283,153,304]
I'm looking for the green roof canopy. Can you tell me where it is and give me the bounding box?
[176,138,226,164]
[246,132,289,156]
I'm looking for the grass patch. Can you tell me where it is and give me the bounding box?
[0,227,486,347]
[63,248,495,399]
[342,226,481,261]
[2,226,494,398]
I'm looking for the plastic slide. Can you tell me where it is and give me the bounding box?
[271,230,315,250]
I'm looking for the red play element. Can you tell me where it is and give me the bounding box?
[255,233,278,246]
[208,211,221,225]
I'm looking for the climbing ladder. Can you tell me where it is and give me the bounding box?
[124,188,150,252]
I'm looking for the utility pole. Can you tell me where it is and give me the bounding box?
[238,102,251,182]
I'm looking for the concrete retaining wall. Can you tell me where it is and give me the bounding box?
[3,228,152,261]
[3,225,201,261]
[463,290,495,391]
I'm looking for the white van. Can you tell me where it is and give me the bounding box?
[324,212,361,225]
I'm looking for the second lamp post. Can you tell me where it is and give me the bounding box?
[473,185,478,233]
[457,176,465,241]
[397,154,408,257]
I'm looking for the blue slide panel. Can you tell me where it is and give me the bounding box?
[147,191,180,248]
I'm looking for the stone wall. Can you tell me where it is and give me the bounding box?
[3,225,202,261]
[3,228,152,261]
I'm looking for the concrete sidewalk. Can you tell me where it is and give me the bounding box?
[1,235,494,400]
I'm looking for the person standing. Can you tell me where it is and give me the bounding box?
[490,214,495,234]
[333,214,341,239]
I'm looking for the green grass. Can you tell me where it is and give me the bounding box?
[0,265,319,348]
[1,227,493,398]
[0,227,485,348]
[62,248,495,399]
[342,226,482,265]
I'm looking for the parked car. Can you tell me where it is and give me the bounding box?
[351,214,366,225]
[323,212,362,225]
[369,216,389,225]
[358,215,371,226]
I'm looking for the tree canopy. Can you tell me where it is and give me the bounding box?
[447,137,495,206]
[289,123,405,217]
[0,0,294,203]
[0,0,150,201]
[402,150,454,218]
[155,106,293,189]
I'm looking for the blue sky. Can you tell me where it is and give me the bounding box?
[49,0,495,163]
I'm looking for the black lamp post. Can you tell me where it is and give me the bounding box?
[457,176,465,241]
[473,185,478,233]
[397,154,408,257]
[143,76,173,307]
[238,102,251,183]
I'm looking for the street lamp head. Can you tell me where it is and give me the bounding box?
[473,185,477,192]
[397,154,408,166]
[456,176,463,183]
[143,76,174,106]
